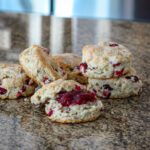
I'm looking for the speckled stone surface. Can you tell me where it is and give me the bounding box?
[0,13,150,150]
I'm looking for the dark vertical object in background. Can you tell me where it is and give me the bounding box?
[134,0,150,21]
[63,20,72,53]
[41,17,50,49]
[51,0,54,15]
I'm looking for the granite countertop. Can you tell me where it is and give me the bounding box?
[0,13,149,150]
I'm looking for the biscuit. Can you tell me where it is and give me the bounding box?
[87,69,142,99]
[19,45,62,86]
[0,64,36,99]
[53,53,82,70]
[53,53,88,85]
[81,41,132,79]
[31,79,103,123]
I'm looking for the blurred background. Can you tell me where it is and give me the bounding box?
[0,0,150,21]
[0,0,150,63]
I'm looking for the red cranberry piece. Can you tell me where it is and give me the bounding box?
[42,76,48,83]
[47,109,53,116]
[58,90,66,95]
[0,87,7,95]
[21,86,26,93]
[79,63,88,73]
[28,93,34,97]
[75,85,81,91]
[16,86,27,98]
[57,90,96,107]
[25,77,30,85]
[16,91,23,98]
[114,68,124,77]
[16,86,26,98]
[112,63,121,67]
[109,43,118,47]
[42,76,51,84]
[101,84,113,99]
[125,75,139,82]
[102,90,111,98]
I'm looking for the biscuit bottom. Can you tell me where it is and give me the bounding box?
[45,99,103,123]
[87,75,142,99]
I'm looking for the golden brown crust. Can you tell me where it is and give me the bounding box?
[19,45,61,86]
[53,53,81,69]
[67,72,88,85]
[35,47,60,80]
[52,53,88,84]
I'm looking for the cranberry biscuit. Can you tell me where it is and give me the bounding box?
[53,53,82,70]
[87,69,142,99]
[53,53,88,84]
[19,45,61,86]
[0,64,36,99]
[81,41,132,79]
[31,79,103,123]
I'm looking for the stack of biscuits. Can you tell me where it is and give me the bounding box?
[0,42,142,123]
[80,41,142,99]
